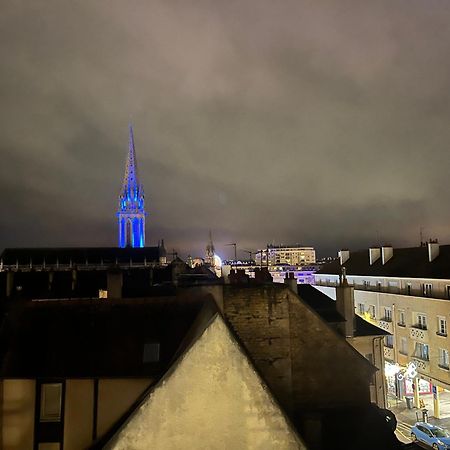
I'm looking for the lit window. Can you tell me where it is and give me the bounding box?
[40,383,62,422]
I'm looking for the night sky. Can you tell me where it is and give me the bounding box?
[1,1,450,259]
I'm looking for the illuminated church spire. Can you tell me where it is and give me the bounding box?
[117,125,146,248]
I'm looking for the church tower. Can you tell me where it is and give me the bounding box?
[118,125,146,248]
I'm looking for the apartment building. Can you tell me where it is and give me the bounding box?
[255,245,316,266]
[314,242,450,418]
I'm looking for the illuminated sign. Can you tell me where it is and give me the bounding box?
[396,362,418,381]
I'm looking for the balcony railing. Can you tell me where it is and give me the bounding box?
[378,320,393,333]
[384,347,395,361]
[412,358,430,373]
[410,327,429,343]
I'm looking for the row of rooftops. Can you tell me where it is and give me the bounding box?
[0,246,167,271]
[317,242,450,279]
[0,284,386,377]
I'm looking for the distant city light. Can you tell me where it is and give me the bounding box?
[214,255,222,267]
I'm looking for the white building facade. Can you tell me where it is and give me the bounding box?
[314,243,450,418]
[256,245,316,267]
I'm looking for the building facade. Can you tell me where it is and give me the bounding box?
[117,126,146,248]
[256,245,316,267]
[315,242,450,418]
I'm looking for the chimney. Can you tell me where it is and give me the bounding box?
[428,240,440,262]
[338,250,350,265]
[336,272,355,338]
[107,270,123,299]
[381,246,393,265]
[369,247,381,265]
[284,272,297,293]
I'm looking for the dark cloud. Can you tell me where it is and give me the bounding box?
[1,0,450,258]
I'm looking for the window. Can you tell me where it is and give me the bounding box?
[439,348,450,369]
[385,335,394,348]
[384,307,392,322]
[400,337,408,355]
[415,313,427,330]
[414,342,429,361]
[398,310,406,327]
[40,383,62,422]
[363,280,370,289]
[377,281,382,291]
[369,305,376,320]
[422,283,433,297]
[406,283,412,295]
[437,316,447,336]
[143,342,160,363]
[358,303,365,315]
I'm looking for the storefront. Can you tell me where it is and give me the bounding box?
[385,361,450,419]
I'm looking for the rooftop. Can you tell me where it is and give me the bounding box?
[0,246,165,270]
[317,245,450,279]
[297,284,389,337]
[0,295,214,378]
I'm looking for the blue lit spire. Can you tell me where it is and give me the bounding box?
[117,125,146,248]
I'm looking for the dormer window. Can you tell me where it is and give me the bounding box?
[143,342,160,363]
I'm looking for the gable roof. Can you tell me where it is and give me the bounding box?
[317,245,450,279]
[298,284,388,337]
[102,312,306,450]
[297,284,345,323]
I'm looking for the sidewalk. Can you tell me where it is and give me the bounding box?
[389,393,450,429]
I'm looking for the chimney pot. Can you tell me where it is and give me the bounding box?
[381,246,393,265]
[428,241,440,262]
[338,250,350,265]
[369,247,381,265]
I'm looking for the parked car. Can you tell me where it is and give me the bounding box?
[411,422,450,450]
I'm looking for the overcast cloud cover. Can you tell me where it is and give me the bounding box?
[1,0,450,258]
